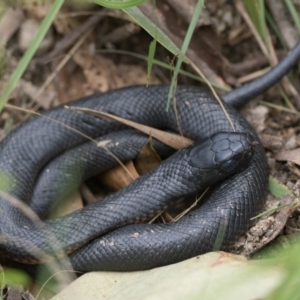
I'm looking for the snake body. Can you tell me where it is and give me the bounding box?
[1,41,300,272]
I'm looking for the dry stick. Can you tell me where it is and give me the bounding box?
[189,60,236,131]
[238,67,271,84]
[148,210,165,224]
[65,107,200,223]
[235,0,276,66]
[173,188,210,222]
[100,23,140,46]
[5,104,136,180]
[5,104,96,143]
[235,0,270,59]
[66,106,194,150]
[1,108,142,280]
[33,27,94,103]
[36,13,104,64]
[171,80,190,148]
[229,50,286,76]
[36,14,137,100]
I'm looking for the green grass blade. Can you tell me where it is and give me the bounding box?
[243,0,268,47]
[265,11,288,50]
[166,0,203,110]
[243,0,261,35]
[258,0,268,49]
[122,6,188,62]
[94,0,147,9]
[95,49,231,91]
[0,0,64,113]
[147,39,156,85]
[284,0,300,34]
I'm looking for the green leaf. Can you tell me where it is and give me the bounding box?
[243,0,262,36]
[123,6,188,62]
[147,39,156,85]
[268,176,291,198]
[1,268,30,288]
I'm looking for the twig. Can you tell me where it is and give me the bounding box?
[33,27,93,103]
[36,14,104,64]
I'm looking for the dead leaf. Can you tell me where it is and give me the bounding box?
[66,106,194,150]
[54,61,88,104]
[0,8,24,45]
[135,136,162,175]
[73,52,160,93]
[54,9,81,35]
[99,161,139,191]
[275,148,300,166]
[48,190,83,219]
[259,133,283,150]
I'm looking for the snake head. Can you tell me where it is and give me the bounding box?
[186,132,256,188]
[210,132,255,173]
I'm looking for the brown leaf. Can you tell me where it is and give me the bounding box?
[135,136,162,175]
[66,106,194,150]
[0,8,24,45]
[259,133,283,150]
[55,63,88,104]
[73,52,160,93]
[275,148,300,166]
[99,161,139,191]
[54,9,81,35]
[48,190,83,219]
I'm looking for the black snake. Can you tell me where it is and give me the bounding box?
[0,41,300,272]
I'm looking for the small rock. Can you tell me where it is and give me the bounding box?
[285,135,298,150]
[222,10,232,26]
[267,157,276,170]
[286,181,295,190]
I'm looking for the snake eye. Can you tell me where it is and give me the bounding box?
[221,158,238,172]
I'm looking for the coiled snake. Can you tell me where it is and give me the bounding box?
[1,41,300,272]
